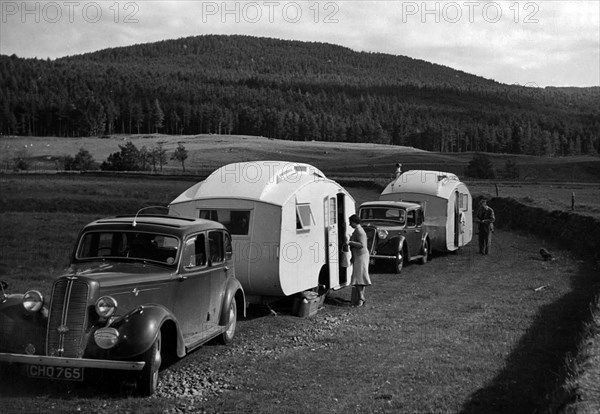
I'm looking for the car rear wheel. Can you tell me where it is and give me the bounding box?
[138,330,162,396]
[218,299,237,345]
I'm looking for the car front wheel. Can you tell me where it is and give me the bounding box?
[138,330,162,396]
[419,240,430,265]
[393,249,404,274]
[218,299,237,345]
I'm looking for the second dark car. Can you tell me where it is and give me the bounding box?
[358,201,431,273]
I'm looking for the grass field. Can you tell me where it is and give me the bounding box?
[3,134,600,182]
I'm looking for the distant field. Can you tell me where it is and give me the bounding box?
[467,181,600,219]
[2,134,599,181]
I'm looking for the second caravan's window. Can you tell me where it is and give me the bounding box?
[296,204,314,231]
[198,209,251,235]
[460,194,469,211]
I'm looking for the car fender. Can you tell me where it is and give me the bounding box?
[396,235,407,253]
[0,294,47,354]
[375,233,403,256]
[109,304,183,359]
[218,278,245,326]
[422,232,431,249]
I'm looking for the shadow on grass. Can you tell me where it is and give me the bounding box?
[460,259,599,414]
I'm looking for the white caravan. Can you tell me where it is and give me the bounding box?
[169,161,356,304]
[380,170,472,252]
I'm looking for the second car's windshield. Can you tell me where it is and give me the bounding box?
[359,207,406,224]
[76,231,179,265]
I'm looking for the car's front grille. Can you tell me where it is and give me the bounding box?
[46,278,89,358]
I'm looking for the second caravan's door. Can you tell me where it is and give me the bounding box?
[454,190,460,248]
[325,196,339,288]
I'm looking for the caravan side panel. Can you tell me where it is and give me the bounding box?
[380,192,448,252]
[169,198,283,298]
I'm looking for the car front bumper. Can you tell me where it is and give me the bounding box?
[0,352,144,371]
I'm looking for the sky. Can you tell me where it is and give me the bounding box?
[1,0,599,87]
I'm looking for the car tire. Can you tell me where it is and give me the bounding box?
[393,249,404,274]
[218,299,237,345]
[419,240,430,265]
[138,330,162,396]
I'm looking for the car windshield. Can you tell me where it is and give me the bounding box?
[359,207,406,225]
[76,231,179,265]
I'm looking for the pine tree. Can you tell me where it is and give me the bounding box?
[151,99,164,133]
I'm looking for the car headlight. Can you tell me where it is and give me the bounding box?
[22,290,44,312]
[94,328,120,349]
[95,296,118,318]
[377,229,389,239]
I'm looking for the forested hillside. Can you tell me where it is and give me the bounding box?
[1,34,598,155]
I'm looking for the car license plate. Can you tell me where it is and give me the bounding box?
[27,365,84,381]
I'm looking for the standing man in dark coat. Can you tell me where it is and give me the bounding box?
[476,199,495,255]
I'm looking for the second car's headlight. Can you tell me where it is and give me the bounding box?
[377,229,389,239]
[22,290,44,312]
[95,296,118,318]
[94,328,120,349]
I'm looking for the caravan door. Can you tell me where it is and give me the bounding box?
[325,196,339,288]
[453,190,460,249]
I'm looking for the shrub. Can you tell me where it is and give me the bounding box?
[466,153,496,179]
[101,141,150,171]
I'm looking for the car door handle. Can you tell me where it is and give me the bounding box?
[179,275,188,281]
[224,266,230,271]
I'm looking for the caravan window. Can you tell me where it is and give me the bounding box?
[296,204,314,231]
[199,209,251,235]
[329,198,337,225]
[460,194,469,211]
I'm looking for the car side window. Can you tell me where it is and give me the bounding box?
[416,209,424,226]
[182,234,207,269]
[225,232,233,261]
[407,210,416,228]
[208,231,224,265]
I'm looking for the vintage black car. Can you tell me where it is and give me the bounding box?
[0,215,245,395]
[358,201,431,273]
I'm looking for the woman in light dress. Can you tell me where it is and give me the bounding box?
[347,214,372,307]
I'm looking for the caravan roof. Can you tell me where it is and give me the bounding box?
[170,161,329,207]
[382,170,463,200]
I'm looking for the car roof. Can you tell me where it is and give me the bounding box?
[82,215,226,235]
[359,200,421,209]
